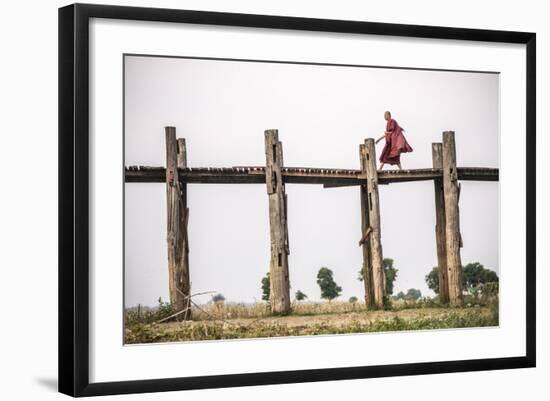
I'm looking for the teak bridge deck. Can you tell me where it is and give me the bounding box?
[125,127,499,317]
[125,166,498,186]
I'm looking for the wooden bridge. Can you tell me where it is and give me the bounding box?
[125,165,498,185]
[125,127,499,317]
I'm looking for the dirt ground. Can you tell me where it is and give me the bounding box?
[160,307,491,330]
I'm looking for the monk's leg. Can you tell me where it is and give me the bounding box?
[379,162,385,170]
[395,155,402,170]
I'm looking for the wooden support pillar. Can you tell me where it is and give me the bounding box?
[165,127,191,320]
[432,143,450,304]
[359,144,375,307]
[364,138,385,308]
[442,131,464,306]
[264,129,291,314]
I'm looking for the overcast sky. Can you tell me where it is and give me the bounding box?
[124,55,499,307]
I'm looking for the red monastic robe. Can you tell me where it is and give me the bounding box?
[379,118,413,165]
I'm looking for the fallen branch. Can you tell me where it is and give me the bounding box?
[155,306,192,324]
[154,290,218,324]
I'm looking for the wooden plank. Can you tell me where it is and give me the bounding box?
[265,130,291,314]
[432,143,450,304]
[359,144,375,307]
[442,131,464,306]
[364,138,385,308]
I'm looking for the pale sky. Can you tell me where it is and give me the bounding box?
[124,55,499,307]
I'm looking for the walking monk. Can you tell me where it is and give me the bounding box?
[375,111,413,170]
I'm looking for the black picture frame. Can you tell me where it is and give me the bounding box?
[59,3,536,397]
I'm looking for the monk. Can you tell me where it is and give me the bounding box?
[376,111,413,170]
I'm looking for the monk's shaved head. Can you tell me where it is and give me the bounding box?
[384,111,391,120]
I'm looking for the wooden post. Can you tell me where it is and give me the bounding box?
[177,137,191,319]
[165,127,191,320]
[359,144,375,307]
[364,138,385,308]
[432,143,450,304]
[442,131,464,306]
[265,129,291,314]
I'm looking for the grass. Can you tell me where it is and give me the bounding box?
[125,294,498,325]
[125,299,372,326]
[193,300,372,320]
[124,297,499,344]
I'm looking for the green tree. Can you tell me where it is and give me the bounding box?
[317,267,342,301]
[425,267,440,294]
[394,291,406,300]
[405,288,422,300]
[463,262,499,289]
[212,293,225,303]
[295,290,308,301]
[425,263,499,294]
[358,258,398,295]
[261,272,270,301]
[383,258,398,295]
[349,296,358,304]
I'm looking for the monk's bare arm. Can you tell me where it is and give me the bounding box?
[375,134,385,144]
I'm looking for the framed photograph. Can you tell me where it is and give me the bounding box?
[58,3,536,397]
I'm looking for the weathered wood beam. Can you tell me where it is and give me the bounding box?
[265,130,291,315]
[364,138,385,308]
[432,143,450,304]
[442,131,464,306]
[359,144,375,307]
[165,127,191,320]
[125,166,499,185]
